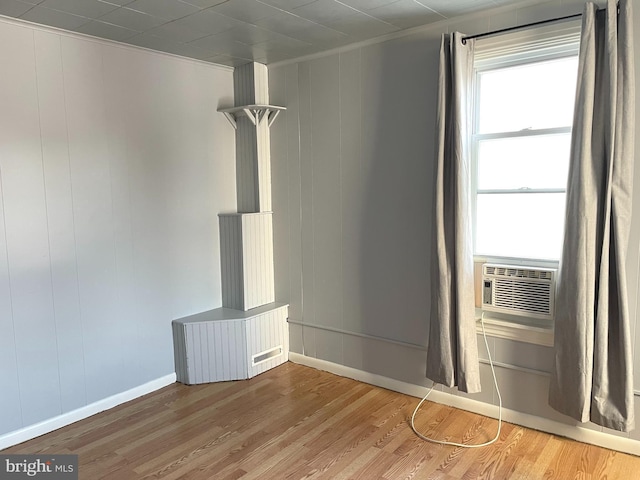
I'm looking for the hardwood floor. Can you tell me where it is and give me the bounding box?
[3,362,639,479]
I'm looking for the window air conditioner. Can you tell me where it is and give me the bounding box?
[481,263,556,320]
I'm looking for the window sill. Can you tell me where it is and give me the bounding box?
[476,316,554,347]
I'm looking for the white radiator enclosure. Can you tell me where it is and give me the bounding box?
[219,212,275,311]
[172,64,287,386]
[172,302,289,384]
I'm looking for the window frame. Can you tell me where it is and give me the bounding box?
[469,22,582,341]
[470,24,582,269]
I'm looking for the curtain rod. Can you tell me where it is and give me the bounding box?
[462,2,620,45]
[461,13,582,44]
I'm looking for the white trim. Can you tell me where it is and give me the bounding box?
[288,316,553,351]
[289,353,640,456]
[268,0,584,68]
[474,126,572,141]
[479,358,549,377]
[287,319,426,350]
[0,373,176,450]
[477,316,554,347]
[0,14,233,73]
[473,21,581,69]
[290,320,640,395]
[475,255,559,269]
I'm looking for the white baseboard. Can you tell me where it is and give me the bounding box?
[289,353,640,457]
[0,373,176,451]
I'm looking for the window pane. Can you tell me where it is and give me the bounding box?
[476,193,565,260]
[477,134,571,190]
[477,57,578,134]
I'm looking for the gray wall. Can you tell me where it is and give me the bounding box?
[0,20,235,436]
[269,0,640,442]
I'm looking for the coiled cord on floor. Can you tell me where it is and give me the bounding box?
[410,314,502,448]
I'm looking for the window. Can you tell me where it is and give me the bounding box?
[472,23,581,263]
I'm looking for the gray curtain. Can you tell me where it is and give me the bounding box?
[426,32,481,394]
[549,0,635,432]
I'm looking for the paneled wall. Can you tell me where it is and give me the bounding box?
[0,19,235,436]
[269,0,640,444]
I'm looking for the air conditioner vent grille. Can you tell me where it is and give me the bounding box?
[493,279,552,315]
[484,265,553,280]
[482,263,556,319]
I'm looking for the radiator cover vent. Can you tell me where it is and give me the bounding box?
[482,263,556,319]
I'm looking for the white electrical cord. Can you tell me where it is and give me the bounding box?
[410,314,502,448]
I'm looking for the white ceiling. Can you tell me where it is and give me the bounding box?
[0,0,523,67]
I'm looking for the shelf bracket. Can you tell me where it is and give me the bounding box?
[218,104,286,130]
[267,109,281,127]
[221,111,237,129]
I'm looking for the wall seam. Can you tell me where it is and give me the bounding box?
[32,28,63,415]
[0,145,23,428]
[337,53,345,363]
[58,35,88,407]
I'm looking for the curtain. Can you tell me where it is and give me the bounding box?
[426,32,481,394]
[549,0,635,432]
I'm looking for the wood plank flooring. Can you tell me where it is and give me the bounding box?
[3,362,639,479]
